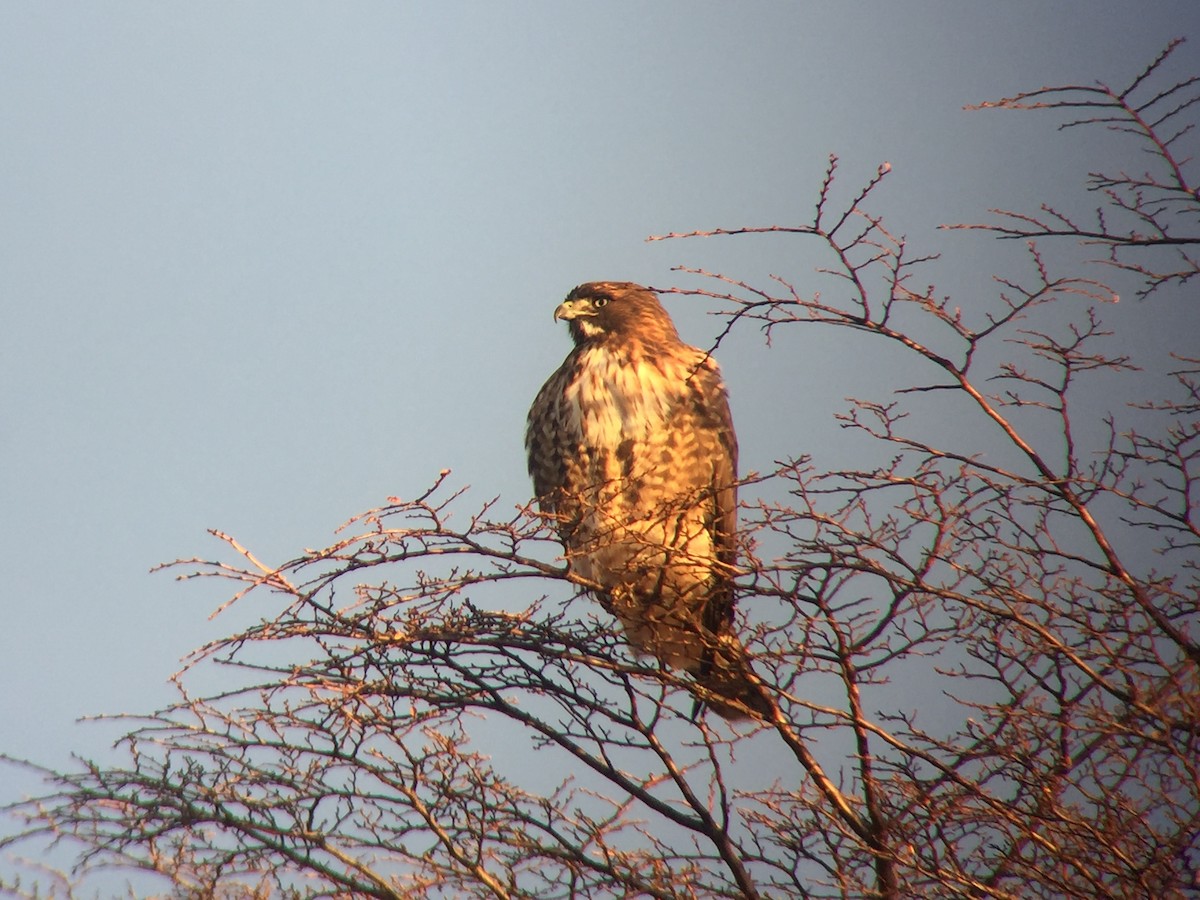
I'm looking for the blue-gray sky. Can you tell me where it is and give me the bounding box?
[1,0,1195,840]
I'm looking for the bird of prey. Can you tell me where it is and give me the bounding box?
[526,281,769,719]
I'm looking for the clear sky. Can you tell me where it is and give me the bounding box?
[1,0,1195,852]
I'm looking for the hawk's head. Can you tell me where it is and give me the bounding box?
[554,282,682,346]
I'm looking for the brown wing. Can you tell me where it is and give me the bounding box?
[525,358,570,506]
[682,355,739,636]
[525,351,583,526]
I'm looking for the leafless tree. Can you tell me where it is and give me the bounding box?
[4,41,1198,900]
[946,37,1200,301]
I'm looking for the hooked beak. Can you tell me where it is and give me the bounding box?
[553,299,589,322]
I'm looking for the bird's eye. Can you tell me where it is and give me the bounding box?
[593,297,610,308]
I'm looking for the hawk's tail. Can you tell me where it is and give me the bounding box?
[691,638,774,721]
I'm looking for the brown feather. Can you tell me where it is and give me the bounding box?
[526,282,770,719]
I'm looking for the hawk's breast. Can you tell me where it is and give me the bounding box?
[562,346,698,451]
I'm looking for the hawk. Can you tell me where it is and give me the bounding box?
[526,281,769,719]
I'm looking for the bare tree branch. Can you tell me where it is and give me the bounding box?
[4,41,1199,900]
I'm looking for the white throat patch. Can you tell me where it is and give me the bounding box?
[575,317,605,339]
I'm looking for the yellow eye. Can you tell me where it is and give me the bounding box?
[593,297,610,308]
